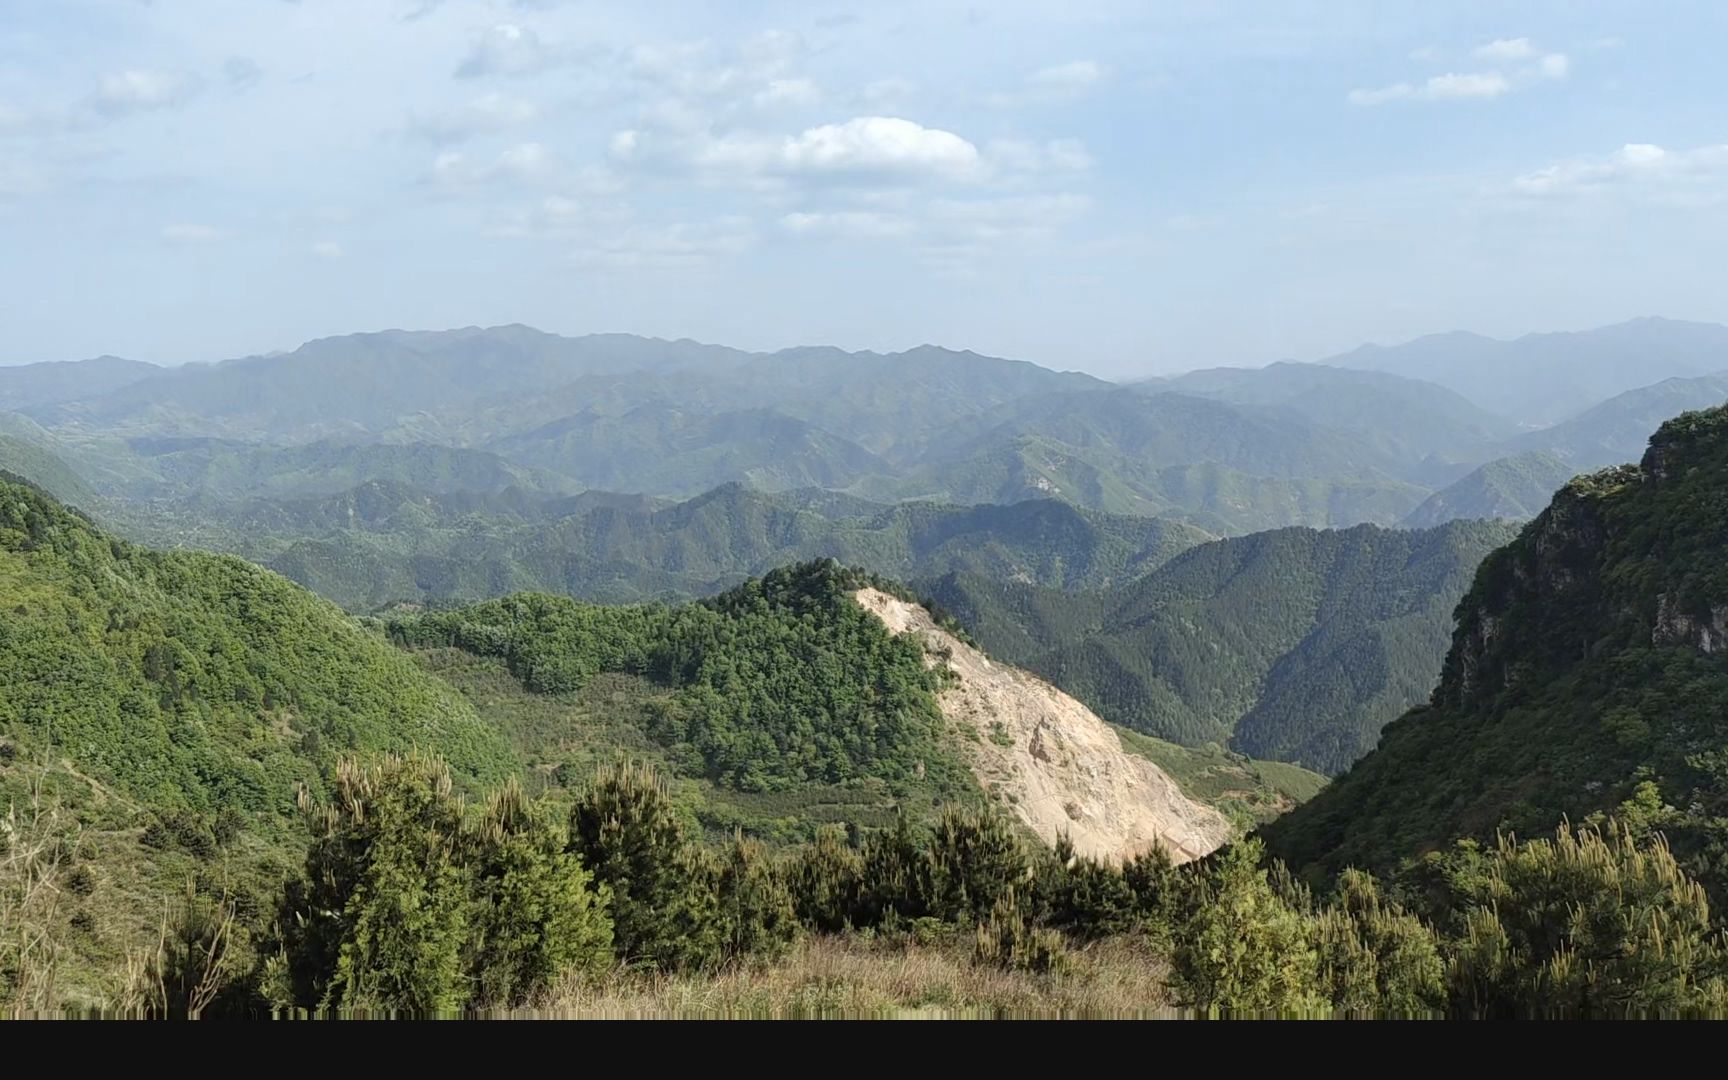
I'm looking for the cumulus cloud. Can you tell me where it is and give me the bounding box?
[92,70,200,116]
[775,117,980,177]
[310,240,345,259]
[1350,39,1567,106]
[161,223,224,245]
[1512,141,1728,200]
[622,116,985,186]
[410,92,538,144]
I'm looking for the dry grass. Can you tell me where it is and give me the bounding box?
[526,933,1178,1019]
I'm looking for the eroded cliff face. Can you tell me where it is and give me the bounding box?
[1263,404,1728,882]
[1437,469,1629,707]
[852,587,1231,864]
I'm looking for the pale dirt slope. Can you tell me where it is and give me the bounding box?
[853,588,1231,864]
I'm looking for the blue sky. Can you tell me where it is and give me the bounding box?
[2,1,1725,377]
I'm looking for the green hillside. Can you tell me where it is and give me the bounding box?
[119,482,1210,609]
[925,519,1516,775]
[1401,452,1576,527]
[0,475,514,814]
[1263,405,1728,899]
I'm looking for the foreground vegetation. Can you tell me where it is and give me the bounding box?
[9,753,1727,1018]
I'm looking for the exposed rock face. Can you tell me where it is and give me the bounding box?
[1654,593,1728,653]
[852,587,1231,864]
[1437,473,1623,707]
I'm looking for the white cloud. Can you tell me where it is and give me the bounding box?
[1028,60,1106,89]
[456,24,562,78]
[93,70,200,116]
[1427,72,1513,100]
[754,78,822,109]
[1512,141,1728,200]
[1350,40,1567,106]
[987,60,1109,106]
[310,240,344,259]
[432,141,562,188]
[641,116,984,186]
[1473,38,1535,61]
[1349,72,1508,104]
[410,93,537,144]
[779,210,912,238]
[161,223,223,245]
[777,117,980,177]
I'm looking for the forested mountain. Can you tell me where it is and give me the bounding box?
[0,355,159,411]
[489,406,892,495]
[1328,317,1728,425]
[1155,362,1515,475]
[1263,404,1728,899]
[1501,374,1728,470]
[130,481,1210,609]
[923,519,1516,775]
[1401,452,1576,527]
[98,437,581,502]
[895,388,1430,531]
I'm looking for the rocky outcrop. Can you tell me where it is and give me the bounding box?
[852,587,1231,864]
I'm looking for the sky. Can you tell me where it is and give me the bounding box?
[2,1,1727,378]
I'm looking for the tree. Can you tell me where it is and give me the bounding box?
[1311,869,1443,1016]
[465,779,613,1007]
[1169,839,1325,1016]
[1441,822,1728,1017]
[927,806,1027,924]
[714,834,798,964]
[567,764,720,970]
[280,756,471,1014]
[785,825,862,933]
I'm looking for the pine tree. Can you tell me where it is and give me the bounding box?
[465,778,613,1007]
[566,764,720,970]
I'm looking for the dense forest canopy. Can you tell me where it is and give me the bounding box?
[1265,405,1728,905]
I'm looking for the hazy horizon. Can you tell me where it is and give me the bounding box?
[5,2,1728,378]
[4,312,1723,383]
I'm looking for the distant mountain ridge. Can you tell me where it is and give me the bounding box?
[1328,317,1728,425]
[0,355,159,411]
